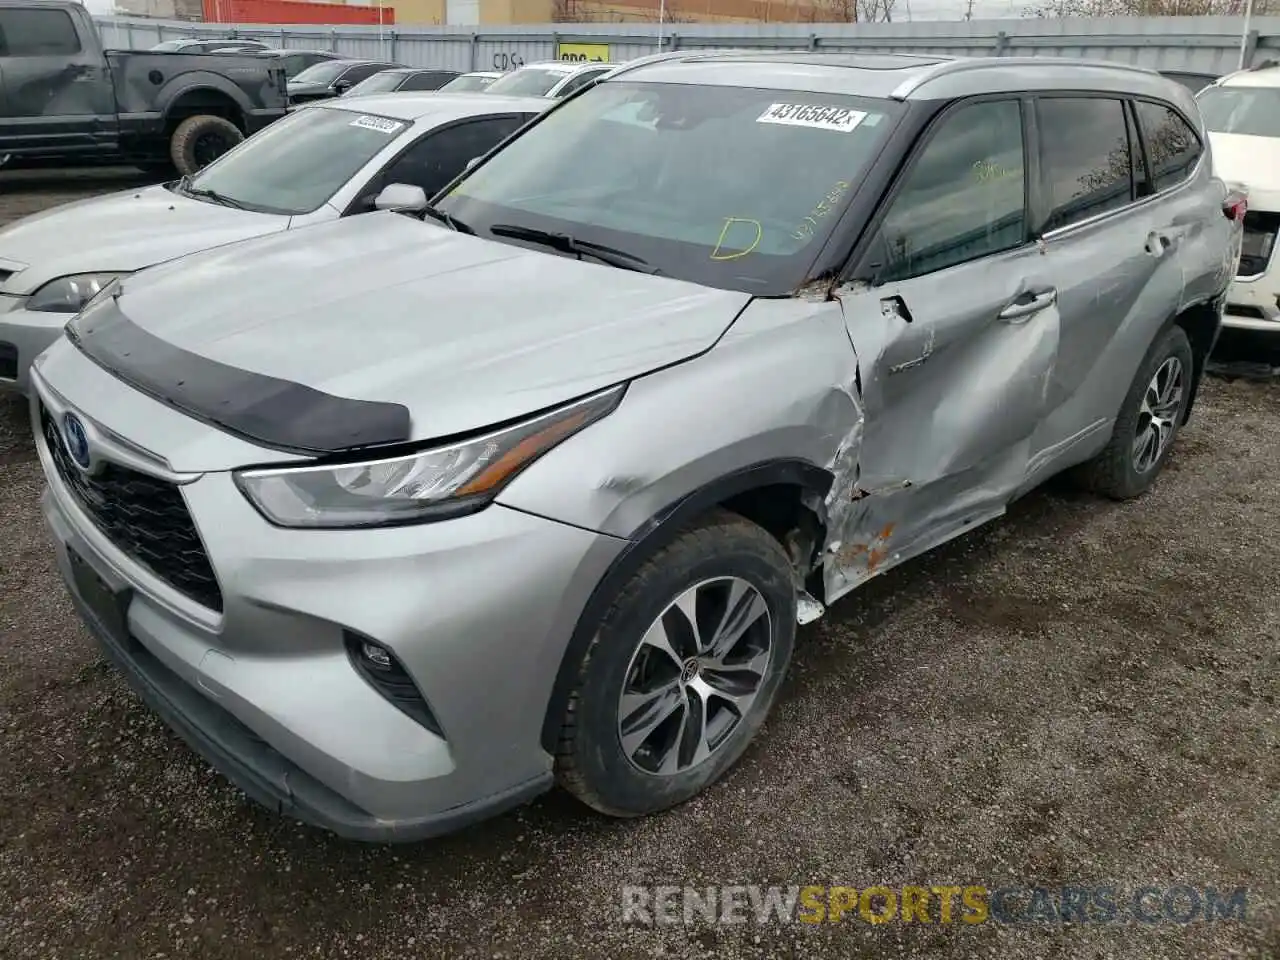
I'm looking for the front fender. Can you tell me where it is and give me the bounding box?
[496,296,863,540]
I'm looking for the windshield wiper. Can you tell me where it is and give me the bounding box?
[420,204,474,235]
[488,223,658,274]
[181,180,248,210]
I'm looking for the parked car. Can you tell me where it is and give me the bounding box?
[343,68,462,97]
[1197,61,1280,334]
[150,38,271,54]
[0,0,287,176]
[1160,70,1218,94]
[483,60,615,99]
[439,70,502,93]
[287,59,404,106]
[0,93,548,394]
[257,48,344,80]
[29,52,1239,842]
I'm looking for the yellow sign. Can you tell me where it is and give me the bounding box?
[557,42,610,63]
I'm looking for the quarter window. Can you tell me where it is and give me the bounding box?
[873,99,1026,284]
[0,8,81,57]
[1037,97,1135,232]
[1133,100,1201,192]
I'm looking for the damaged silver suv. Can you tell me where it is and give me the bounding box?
[31,52,1240,841]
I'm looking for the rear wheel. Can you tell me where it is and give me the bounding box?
[169,115,243,177]
[555,510,796,818]
[1074,324,1194,500]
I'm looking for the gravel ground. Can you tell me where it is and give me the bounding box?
[0,170,1277,960]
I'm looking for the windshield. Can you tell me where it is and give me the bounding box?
[346,71,407,96]
[441,73,496,92]
[184,105,407,215]
[438,81,899,294]
[291,61,351,86]
[1197,85,1280,137]
[485,68,570,98]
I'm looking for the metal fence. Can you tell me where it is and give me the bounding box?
[94,14,1280,77]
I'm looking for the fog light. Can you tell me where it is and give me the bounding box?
[360,640,393,670]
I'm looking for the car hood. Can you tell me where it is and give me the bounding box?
[102,212,751,446]
[1208,132,1280,210]
[0,184,288,295]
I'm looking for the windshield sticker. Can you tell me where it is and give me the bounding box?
[757,103,867,133]
[349,115,404,135]
[710,217,763,261]
[792,179,853,242]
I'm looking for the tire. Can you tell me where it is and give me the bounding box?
[168,115,243,177]
[1074,324,1195,500]
[555,509,797,818]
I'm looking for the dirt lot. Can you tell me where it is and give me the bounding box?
[0,170,1277,960]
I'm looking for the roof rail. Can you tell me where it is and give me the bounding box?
[605,48,956,82]
[889,55,1162,100]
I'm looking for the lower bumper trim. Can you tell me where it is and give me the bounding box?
[68,585,553,843]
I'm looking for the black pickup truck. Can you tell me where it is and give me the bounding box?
[0,0,287,176]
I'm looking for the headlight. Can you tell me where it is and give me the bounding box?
[27,272,129,314]
[234,384,625,529]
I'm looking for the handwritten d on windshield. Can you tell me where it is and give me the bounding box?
[711,218,762,261]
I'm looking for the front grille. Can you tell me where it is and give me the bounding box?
[41,405,223,612]
[0,342,15,380]
[1239,211,1280,278]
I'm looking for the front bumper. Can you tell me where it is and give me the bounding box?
[0,297,67,395]
[1225,270,1280,333]
[33,366,627,840]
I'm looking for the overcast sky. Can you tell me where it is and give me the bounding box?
[82,0,1028,20]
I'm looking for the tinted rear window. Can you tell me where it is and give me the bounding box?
[1197,85,1280,138]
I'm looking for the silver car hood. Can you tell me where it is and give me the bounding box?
[0,184,288,295]
[96,212,751,447]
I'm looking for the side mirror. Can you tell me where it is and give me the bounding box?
[333,80,353,94]
[373,182,429,213]
[464,156,482,171]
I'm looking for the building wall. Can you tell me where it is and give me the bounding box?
[472,0,820,21]
[393,0,446,23]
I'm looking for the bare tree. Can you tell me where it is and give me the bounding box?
[551,0,596,21]
[811,0,897,21]
[1027,0,1274,15]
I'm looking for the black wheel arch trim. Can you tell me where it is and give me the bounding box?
[539,457,834,754]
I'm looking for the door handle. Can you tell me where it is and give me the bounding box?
[998,287,1057,323]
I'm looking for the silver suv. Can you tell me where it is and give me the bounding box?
[31,52,1241,841]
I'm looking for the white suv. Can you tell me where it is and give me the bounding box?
[1198,63,1280,333]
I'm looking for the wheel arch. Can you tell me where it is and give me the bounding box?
[159,79,251,133]
[1169,296,1222,425]
[538,458,833,754]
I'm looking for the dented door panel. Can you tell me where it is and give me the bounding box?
[825,243,1059,602]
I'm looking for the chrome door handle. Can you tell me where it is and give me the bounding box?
[998,288,1057,323]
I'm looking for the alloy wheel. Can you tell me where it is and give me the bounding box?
[1132,355,1185,474]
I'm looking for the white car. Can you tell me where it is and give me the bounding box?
[1198,63,1280,333]
[0,93,548,394]
[483,60,615,99]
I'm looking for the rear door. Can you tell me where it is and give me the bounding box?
[1028,95,1186,456]
[0,5,116,156]
[830,96,1060,596]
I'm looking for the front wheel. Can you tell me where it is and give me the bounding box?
[555,510,797,818]
[169,115,243,177]
[1074,324,1194,500]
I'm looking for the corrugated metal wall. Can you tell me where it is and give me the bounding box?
[93,14,1280,76]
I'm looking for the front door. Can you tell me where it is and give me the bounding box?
[828,97,1061,600]
[0,5,116,156]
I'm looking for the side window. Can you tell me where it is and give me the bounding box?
[343,64,385,85]
[555,70,603,98]
[1133,100,1202,192]
[1037,97,1135,232]
[873,99,1026,284]
[401,72,447,91]
[0,8,82,57]
[380,117,526,199]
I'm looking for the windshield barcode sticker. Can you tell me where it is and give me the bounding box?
[349,115,404,134]
[756,103,867,132]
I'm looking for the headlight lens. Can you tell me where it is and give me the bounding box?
[234,384,625,529]
[27,272,129,313]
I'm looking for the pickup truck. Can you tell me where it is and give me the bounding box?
[0,0,288,176]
